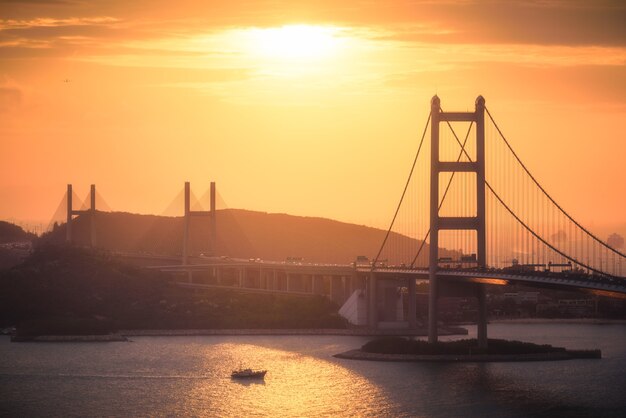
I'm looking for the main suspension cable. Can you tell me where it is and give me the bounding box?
[372,112,431,268]
[410,119,474,268]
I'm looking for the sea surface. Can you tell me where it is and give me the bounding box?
[1,323,625,417]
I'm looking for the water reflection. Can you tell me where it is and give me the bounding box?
[230,378,266,386]
[185,342,389,417]
[1,326,625,417]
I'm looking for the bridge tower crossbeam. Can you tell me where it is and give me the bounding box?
[182,181,217,266]
[429,95,488,348]
[66,184,97,247]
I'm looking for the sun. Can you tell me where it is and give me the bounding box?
[248,25,341,60]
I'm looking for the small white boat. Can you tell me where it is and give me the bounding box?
[231,368,267,379]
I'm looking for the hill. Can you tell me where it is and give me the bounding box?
[0,246,344,330]
[0,221,36,270]
[40,209,449,265]
[0,220,36,243]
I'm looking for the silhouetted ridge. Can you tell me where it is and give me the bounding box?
[0,221,36,243]
[40,209,440,264]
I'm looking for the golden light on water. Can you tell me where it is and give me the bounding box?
[188,341,388,416]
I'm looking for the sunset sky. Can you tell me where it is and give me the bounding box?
[1,0,625,234]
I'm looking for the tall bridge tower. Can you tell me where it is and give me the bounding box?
[66,184,97,247]
[429,95,488,347]
[182,181,217,265]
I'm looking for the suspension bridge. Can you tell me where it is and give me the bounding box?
[44,95,626,347]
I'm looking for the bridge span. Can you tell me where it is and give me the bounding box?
[140,255,626,332]
[59,95,626,348]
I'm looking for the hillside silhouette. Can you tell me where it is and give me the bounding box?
[0,246,344,331]
[0,221,35,269]
[42,209,447,265]
[0,220,36,243]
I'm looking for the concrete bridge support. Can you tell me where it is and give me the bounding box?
[368,272,377,327]
[312,275,325,295]
[477,285,488,348]
[215,267,222,285]
[330,276,342,304]
[408,277,417,328]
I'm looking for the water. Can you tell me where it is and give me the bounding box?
[1,324,625,417]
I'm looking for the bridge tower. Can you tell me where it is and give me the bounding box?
[66,184,97,247]
[182,181,217,266]
[429,95,488,348]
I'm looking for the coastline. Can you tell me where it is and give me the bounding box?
[333,348,602,363]
[119,326,468,337]
[488,318,626,325]
[11,334,128,342]
[6,326,468,342]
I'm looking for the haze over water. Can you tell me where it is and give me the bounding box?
[2,323,625,417]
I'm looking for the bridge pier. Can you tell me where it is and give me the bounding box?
[477,284,488,349]
[89,184,96,248]
[215,267,222,285]
[408,277,417,328]
[330,276,344,304]
[312,274,324,295]
[368,272,377,327]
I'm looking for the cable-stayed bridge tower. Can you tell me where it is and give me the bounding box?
[66,184,97,247]
[183,181,217,265]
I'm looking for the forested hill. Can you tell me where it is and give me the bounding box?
[41,209,449,265]
[0,221,36,243]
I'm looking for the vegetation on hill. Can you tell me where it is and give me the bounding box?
[361,337,566,355]
[0,220,36,243]
[39,209,454,265]
[0,245,345,334]
[0,221,35,270]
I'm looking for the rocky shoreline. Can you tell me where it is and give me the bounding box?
[334,348,601,362]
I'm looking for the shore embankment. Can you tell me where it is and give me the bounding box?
[119,326,468,337]
[11,334,128,342]
[334,348,601,363]
[488,318,626,325]
[7,326,468,341]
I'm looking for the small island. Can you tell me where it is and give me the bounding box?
[335,336,601,362]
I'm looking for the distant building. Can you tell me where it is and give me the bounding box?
[502,291,540,304]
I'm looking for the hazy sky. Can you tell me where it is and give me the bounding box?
[1,0,625,232]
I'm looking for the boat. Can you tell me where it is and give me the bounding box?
[231,368,267,379]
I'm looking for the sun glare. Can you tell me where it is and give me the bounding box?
[249,25,341,60]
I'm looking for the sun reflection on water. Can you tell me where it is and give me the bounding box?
[186,342,387,416]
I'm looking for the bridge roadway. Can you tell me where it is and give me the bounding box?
[134,255,361,305]
[129,251,626,300]
[364,267,626,299]
[113,252,626,329]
